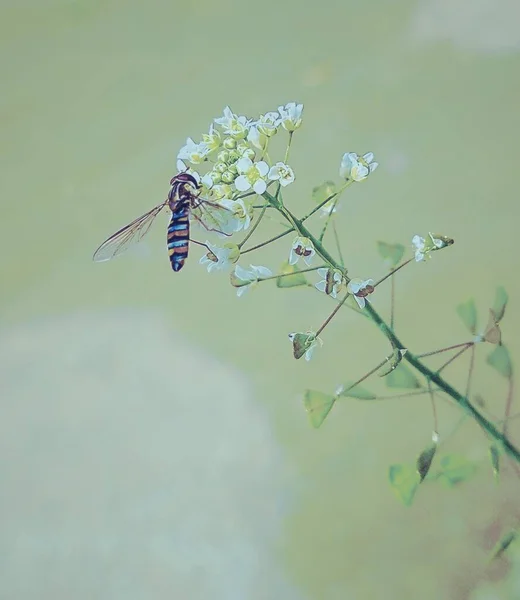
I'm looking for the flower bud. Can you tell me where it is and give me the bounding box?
[221,170,236,184]
[223,137,237,150]
[217,150,230,163]
[209,171,222,185]
[227,150,241,163]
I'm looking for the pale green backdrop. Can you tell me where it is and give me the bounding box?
[1,0,520,598]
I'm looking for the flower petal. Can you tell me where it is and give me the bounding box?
[252,265,272,278]
[236,157,253,173]
[256,161,269,177]
[302,253,314,266]
[354,296,366,309]
[253,179,267,195]
[268,166,280,180]
[315,280,327,293]
[289,248,298,265]
[235,175,251,192]
[234,264,252,281]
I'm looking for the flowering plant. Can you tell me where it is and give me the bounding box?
[176,103,518,552]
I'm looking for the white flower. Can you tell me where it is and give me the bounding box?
[257,112,280,135]
[339,152,378,182]
[268,162,295,187]
[247,125,267,151]
[247,112,281,149]
[289,236,315,266]
[412,233,446,262]
[199,241,239,273]
[177,137,209,164]
[412,235,428,262]
[214,106,250,139]
[201,124,222,154]
[232,264,272,297]
[347,278,375,309]
[215,198,254,233]
[211,184,234,200]
[247,112,280,149]
[288,331,323,361]
[234,157,269,195]
[315,267,344,299]
[278,102,304,132]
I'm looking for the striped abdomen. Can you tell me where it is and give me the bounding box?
[167,201,190,272]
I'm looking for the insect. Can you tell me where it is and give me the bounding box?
[93,172,219,272]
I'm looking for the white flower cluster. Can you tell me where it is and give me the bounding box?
[179,103,382,324]
[177,103,302,274]
[177,103,302,234]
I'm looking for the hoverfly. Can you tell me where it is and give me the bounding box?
[93,172,223,272]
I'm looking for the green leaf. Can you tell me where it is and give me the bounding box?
[487,345,513,379]
[492,286,508,323]
[456,298,478,334]
[337,381,376,400]
[491,529,518,560]
[376,241,405,267]
[436,454,477,487]
[389,464,420,506]
[489,444,500,482]
[276,262,308,288]
[303,390,336,428]
[384,363,421,389]
[312,180,337,204]
[417,443,437,482]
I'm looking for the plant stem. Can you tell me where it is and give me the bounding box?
[316,292,350,336]
[319,197,339,242]
[260,189,520,465]
[364,302,520,463]
[240,228,293,254]
[301,180,352,221]
[238,205,267,249]
[332,221,345,268]
[263,191,346,276]
[258,265,326,283]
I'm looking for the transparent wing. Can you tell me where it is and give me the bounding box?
[93,202,167,262]
[192,199,233,236]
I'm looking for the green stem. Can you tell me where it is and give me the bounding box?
[301,180,352,221]
[263,187,520,463]
[372,258,413,288]
[258,265,326,283]
[284,131,293,163]
[319,197,339,242]
[241,228,294,254]
[316,292,350,336]
[238,205,267,249]
[332,221,344,268]
[364,302,520,463]
[262,191,346,277]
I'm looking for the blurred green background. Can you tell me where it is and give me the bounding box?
[2,0,520,598]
